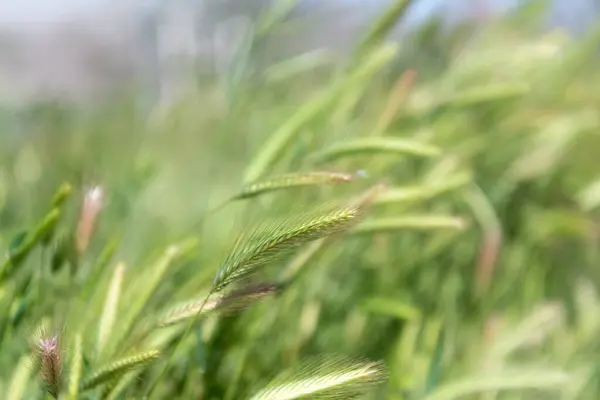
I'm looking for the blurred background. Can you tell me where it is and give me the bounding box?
[2,0,600,399]
[1,0,600,106]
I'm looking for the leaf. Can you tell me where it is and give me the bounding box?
[314,138,441,163]
[157,283,280,327]
[352,0,413,64]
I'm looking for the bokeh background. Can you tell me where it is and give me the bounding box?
[1,0,600,399]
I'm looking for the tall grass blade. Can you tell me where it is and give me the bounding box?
[80,350,159,392]
[243,45,397,183]
[67,334,83,400]
[314,138,441,163]
[352,216,467,234]
[7,356,33,400]
[423,369,569,400]
[352,0,413,63]
[97,263,125,358]
[0,209,61,282]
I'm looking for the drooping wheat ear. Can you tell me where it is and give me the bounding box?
[80,350,160,392]
[232,171,355,200]
[248,355,387,400]
[76,185,104,257]
[158,283,280,327]
[213,185,382,292]
[30,327,63,399]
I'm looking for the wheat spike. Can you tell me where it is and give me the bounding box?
[248,355,387,400]
[233,171,355,200]
[30,330,62,399]
[314,137,441,163]
[80,350,160,391]
[213,187,379,292]
[158,283,280,327]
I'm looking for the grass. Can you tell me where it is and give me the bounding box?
[1,0,600,399]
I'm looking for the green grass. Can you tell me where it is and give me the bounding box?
[1,1,600,399]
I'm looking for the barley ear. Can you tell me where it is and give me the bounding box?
[313,137,441,164]
[213,186,380,292]
[247,355,387,400]
[157,283,280,327]
[232,171,355,200]
[80,350,160,392]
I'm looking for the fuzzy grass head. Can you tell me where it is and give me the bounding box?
[213,185,384,292]
[29,322,63,399]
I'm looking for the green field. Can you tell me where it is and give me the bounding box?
[1,1,600,399]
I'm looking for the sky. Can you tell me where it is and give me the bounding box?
[0,0,597,30]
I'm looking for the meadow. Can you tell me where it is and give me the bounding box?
[1,1,600,399]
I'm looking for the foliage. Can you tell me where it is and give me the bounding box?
[1,1,600,399]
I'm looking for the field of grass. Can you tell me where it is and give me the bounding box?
[2,1,600,399]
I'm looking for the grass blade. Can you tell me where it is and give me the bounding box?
[352,0,413,63]
[423,369,570,400]
[67,334,83,400]
[352,216,467,234]
[97,263,125,358]
[314,138,441,163]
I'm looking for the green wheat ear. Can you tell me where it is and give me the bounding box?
[232,171,356,200]
[247,355,387,400]
[80,350,159,392]
[213,185,383,292]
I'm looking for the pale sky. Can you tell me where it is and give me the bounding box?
[0,0,596,29]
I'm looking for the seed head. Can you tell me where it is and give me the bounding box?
[31,332,62,398]
[76,185,104,256]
